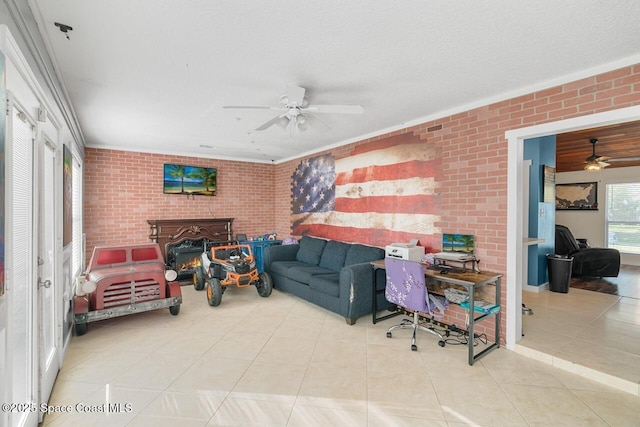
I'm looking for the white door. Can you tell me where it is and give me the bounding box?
[6,96,38,427]
[37,137,59,418]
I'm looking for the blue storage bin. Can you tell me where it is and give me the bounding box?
[240,240,282,273]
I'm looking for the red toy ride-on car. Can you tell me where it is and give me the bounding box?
[193,243,272,306]
[73,243,182,335]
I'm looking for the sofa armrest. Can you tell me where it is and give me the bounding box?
[264,244,300,272]
[339,261,378,319]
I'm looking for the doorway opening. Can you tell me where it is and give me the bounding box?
[505,105,640,350]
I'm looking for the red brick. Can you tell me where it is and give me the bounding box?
[85,63,640,347]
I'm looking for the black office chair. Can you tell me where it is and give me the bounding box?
[554,224,620,277]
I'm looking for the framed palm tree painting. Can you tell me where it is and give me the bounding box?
[163,164,217,196]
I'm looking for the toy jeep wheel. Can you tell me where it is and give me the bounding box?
[75,322,87,336]
[206,278,223,307]
[169,304,181,315]
[193,266,206,290]
[256,272,273,297]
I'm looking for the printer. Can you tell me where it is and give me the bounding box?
[385,239,425,262]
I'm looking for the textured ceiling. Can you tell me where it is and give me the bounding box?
[30,0,640,163]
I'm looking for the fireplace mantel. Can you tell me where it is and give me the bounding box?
[147,218,234,262]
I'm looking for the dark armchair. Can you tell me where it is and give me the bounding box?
[554,224,620,278]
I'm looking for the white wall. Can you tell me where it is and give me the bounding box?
[556,165,640,266]
[1,4,85,422]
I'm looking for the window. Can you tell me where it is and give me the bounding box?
[606,182,640,254]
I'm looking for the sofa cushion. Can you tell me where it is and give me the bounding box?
[288,265,334,284]
[319,240,350,271]
[270,260,311,277]
[296,236,327,265]
[344,243,384,266]
[309,273,341,298]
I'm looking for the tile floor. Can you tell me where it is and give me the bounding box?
[42,285,640,426]
[518,286,640,396]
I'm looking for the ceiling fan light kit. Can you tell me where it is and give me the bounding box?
[276,116,290,130]
[223,85,363,134]
[584,161,603,172]
[583,138,610,172]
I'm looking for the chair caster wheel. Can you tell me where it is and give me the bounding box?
[438,340,445,347]
[386,332,392,338]
[411,344,417,351]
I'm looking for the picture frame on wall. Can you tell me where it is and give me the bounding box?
[0,51,5,297]
[163,163,217,196]
[63,145,73,246]
[555,182,598,210]
[542,165,555,203]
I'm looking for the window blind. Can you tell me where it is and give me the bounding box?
[606,182,640,254]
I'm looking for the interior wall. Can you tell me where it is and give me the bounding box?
[1,20,83,424]
[556,165,640,266]
[82,64,640,341]
[523,136,556,286]
[83,148,278,263]
[273,63,640,342]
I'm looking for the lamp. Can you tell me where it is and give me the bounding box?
[297,114,308,132]
[276,116,290,129]
[584,161,602,172]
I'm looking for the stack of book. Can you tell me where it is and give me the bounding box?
[460,300,500,314]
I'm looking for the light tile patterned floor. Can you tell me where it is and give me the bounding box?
[519,287,640,396]
[43,285,640,426]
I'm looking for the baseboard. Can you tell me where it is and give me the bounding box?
[523,282,549,293]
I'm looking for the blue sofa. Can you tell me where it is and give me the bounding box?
[263,236,391,325]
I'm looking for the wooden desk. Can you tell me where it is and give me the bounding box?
[371,260,502,365]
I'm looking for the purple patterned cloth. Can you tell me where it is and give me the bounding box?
[384,258,428,311]
[384,258,448,314]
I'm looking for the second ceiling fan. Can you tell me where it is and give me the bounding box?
[223,85,363,134]
[584,138,640,171]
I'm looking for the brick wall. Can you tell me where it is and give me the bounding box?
[84,64,640,340]
[84,150,275,262]
[273,64,640,339]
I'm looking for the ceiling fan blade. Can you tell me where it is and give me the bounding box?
[598,161,610,167]
[286,85,306,106]
[305,104,364,114]
[223,105,286,112]
[608,157,640,162]
[255,114,286,131]
[223,105,271,110]
[305,113,330,132]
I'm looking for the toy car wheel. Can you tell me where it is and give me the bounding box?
[206,278,223,307]
[193,266,206,291]
[75,322,88,336]
[256,272,273,297]
[169,304,181,315]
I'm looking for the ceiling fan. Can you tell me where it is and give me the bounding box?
[584,138,640,171]
[223,85,363,134]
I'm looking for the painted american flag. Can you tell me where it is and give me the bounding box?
[291,133,441,249]
[292,155,336,214]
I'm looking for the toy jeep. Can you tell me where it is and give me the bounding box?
[73,243,182,336]
[193,243,272,306]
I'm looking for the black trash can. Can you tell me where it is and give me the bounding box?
[546,254,573,293]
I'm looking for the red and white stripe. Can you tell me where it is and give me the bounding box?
[292,135,441,249]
